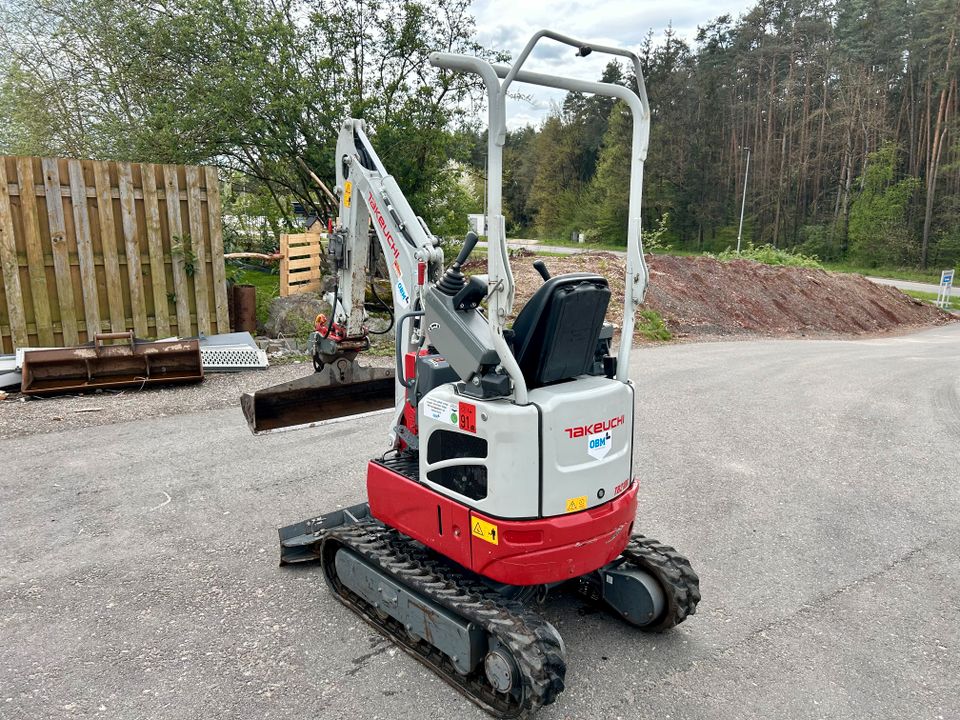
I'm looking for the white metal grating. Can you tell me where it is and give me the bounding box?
[200,345,269,371]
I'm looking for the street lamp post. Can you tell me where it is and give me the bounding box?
[736,146,751,254]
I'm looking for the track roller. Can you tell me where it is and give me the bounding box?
[319,520,566,718]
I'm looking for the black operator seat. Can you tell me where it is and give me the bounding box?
[509,271,611,388]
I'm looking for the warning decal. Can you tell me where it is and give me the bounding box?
[471,516,498,545]
[343,180,353,207]
[565,496,588,513]
[458,402,477,433]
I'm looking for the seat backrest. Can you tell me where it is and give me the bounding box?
[511,273,610,388]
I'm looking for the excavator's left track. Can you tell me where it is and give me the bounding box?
[319,519,567,719]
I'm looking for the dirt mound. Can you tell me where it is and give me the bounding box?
[503,253,953,341]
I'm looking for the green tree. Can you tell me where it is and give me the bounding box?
[589,101,633,244]
[502,127,538,232]
[847,145,921,266]
[0,0,486,236]
[527,115,583,238]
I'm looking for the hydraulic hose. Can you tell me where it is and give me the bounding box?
[366,278,395,335]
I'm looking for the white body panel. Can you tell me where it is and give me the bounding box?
[530,377,634,517]
[418,384,540,518]
[418,377,634,519]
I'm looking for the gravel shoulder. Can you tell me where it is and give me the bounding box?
[0,364,310,441]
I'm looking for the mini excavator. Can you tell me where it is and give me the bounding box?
[242,29,700,718]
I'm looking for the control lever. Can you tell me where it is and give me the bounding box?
[455,231,480,267]
[533,260,551,281]
[437,231,480,297]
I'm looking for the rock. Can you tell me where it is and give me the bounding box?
[264,294,330,338]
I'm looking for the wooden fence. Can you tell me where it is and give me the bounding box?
[0,156,230,352]
[280,231,324,296]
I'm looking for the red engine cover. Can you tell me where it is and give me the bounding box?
[367,460,639,585]
[367,460,472,568]
[468,484,638,585]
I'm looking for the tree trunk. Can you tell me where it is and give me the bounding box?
[921,20,958,268]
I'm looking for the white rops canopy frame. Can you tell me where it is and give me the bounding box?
[430,29,651,405]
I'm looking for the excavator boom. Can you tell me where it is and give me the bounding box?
[241,119,443,434]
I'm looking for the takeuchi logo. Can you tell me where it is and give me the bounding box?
[368,192,400,260]
[563,415,625,438]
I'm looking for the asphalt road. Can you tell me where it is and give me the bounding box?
[867,276,951,295]
[2,324,959,720]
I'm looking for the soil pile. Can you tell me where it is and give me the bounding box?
[502,252,953,340]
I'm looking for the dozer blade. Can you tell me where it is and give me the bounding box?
[241,360,395,434]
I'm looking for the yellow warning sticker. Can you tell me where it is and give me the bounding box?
[471,516,499,545]
[343,180,353,207]
[565,496,588,513]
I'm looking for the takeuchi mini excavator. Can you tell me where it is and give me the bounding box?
[242,29,700,718]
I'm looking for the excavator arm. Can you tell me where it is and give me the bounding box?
[329,119,444,336]
[241,119,448,435]
[246,30,653,436]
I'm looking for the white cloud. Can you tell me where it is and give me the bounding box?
[468,0,755,128]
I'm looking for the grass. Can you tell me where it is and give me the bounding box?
[636,309,672,341]
[712,244,824,269]
[233,266,280,294]
[366,340,397,357]
[269,352,311,365]
[902,289,959,311]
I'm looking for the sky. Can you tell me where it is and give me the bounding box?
[469,0,757,128]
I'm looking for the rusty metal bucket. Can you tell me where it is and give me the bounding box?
[241,359,395,435]
[20,332,204,396]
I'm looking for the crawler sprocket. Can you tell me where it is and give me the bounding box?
[619,534,701,631]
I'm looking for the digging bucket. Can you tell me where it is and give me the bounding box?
[241,360,395,434]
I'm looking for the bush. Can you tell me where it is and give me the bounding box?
[931,229,960,269]
[796,224,843,262]
[712,243,823,269]
[642,212,671,251]
[846,144,921,267]
[636,309,672,341]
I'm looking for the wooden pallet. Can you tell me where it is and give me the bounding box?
[280,231,325,296]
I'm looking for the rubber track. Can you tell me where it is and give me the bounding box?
[320,520,566,718]
[620,534,701,631]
